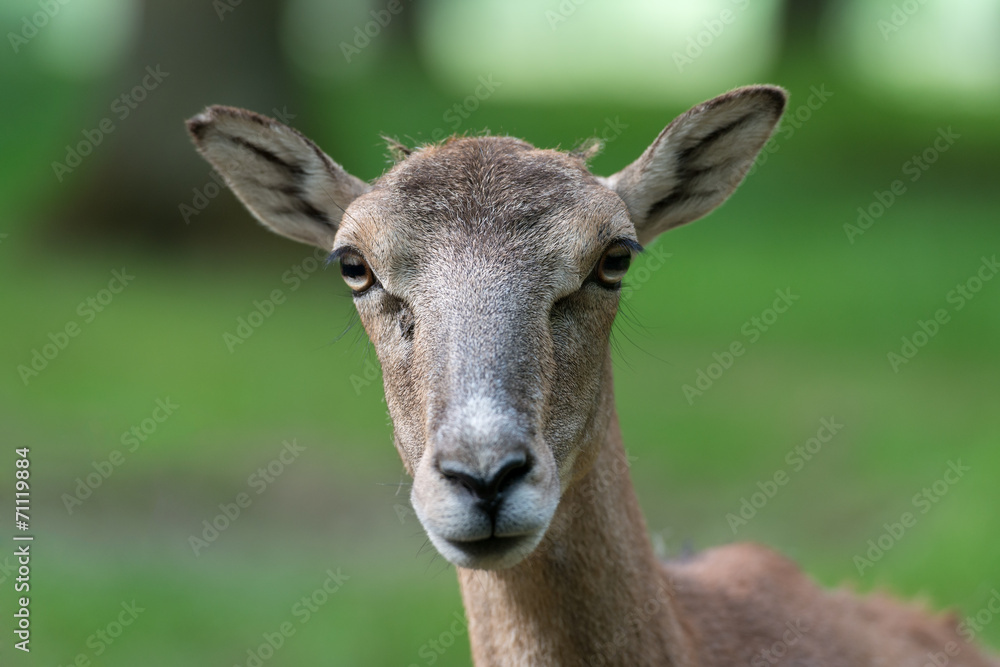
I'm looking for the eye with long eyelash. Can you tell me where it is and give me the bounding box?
[339,251,375,292]
[595,242,635,286]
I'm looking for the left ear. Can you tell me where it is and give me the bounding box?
[601,85,787,245]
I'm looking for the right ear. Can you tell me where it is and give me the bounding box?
[186,106,370,250]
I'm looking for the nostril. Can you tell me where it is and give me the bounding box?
[492,452,531,495]
[438,461,487,497]
[437,452,533,504]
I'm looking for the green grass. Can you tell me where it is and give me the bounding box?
[3,156,999,664]
[2,56,999,664]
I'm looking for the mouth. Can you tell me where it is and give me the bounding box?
[436,532,542,570]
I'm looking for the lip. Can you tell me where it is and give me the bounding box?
[442,534,536,569]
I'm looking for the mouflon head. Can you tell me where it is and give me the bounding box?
[187,85,786,569]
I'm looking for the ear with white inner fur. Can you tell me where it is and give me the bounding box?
[186,105,370,250]
[601,85,787,245]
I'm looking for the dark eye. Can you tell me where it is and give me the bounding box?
[339,251,375,293]
[596,244,633,286]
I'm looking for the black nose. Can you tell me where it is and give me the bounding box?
[438,452,533,507]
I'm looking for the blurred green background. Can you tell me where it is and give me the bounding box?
[2,0,999,664]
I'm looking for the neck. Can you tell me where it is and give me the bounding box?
[456,392,694,666]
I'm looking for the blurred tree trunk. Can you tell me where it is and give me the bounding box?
[54,0,293,250]
[779,0,834,57]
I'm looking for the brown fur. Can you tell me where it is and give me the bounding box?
[186,87,1000,666]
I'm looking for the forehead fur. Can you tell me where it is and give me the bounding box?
[339,136,632,286]
[382,136,593,232]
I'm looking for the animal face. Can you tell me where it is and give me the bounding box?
[187,84,786,570]
[335,137,638,568]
